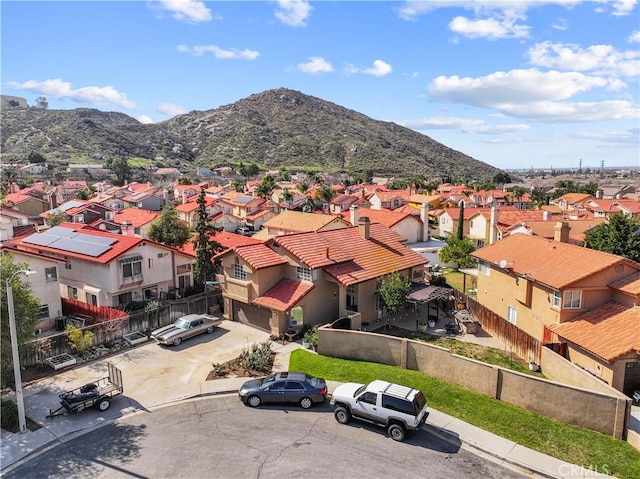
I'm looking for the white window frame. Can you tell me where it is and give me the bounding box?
[552,290,561,308]
[233,263,247,281]
[563,290,582,310]
[86,292,98,306]
[67,286,78,300]
[296,266,312,282]
[507,306,517,325]
[123,260,142,279]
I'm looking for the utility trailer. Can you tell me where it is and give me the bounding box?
[46,363,123,419]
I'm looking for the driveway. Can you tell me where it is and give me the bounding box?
[20,320,272,427]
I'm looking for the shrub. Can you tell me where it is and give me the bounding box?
[65,325,95,357]
[303,325,318,347]
[242,341,273,372]
[1,399,18,432]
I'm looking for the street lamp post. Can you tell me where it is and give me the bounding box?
[6,269,37,434]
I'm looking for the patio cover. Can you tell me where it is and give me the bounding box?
[408,285,453,303]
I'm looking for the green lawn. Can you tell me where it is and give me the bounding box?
[289,349,640,479]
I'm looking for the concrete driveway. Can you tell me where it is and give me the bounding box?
[19,320,273,431]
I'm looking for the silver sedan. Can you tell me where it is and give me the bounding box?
[151,314,222,346]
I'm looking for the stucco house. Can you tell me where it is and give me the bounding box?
[9,223,195,308]
[342,205,429,244]
[1,246,65,332]
[254,210,351,240]
[471,226,640,395]
[219,217,427,336]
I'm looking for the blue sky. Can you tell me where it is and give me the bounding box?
[2,1,639,171]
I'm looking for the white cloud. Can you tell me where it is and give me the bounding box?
[629,31,640,43]
[274,0,312,27]
[449,15,530,39]
[177,44,259,60]
[153,0,213,23]
[428,69,638,122]
[397,116,529,134]
[7,78,136,109]
[296,56,333,74]
[157,103,186,116]
[551,17,569,30]
[137,115,154,124]
[527,41,640,77]
[602,0,639,16]
[361,60,393,77]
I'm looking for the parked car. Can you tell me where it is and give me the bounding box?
[151,313,222,346]
[331,380,429,442]
[238,371,327,409]
[235,225,253,236]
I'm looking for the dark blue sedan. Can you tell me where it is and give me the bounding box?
[238,371,327,409]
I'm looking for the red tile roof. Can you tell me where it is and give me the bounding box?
[609,271,640,297]
[114,208,158,227]
[548,302,640,362]
[253,279,314,311]
[180,231,262,257]
[340,207,417,228]
[472,234,639,289]
[235,243,288,269]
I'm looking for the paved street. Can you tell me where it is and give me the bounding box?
[4,395,527,479]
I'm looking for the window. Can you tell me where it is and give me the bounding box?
[233,263,247,280]
[36,304,49,319]
[114,291,132,307]
[290,306,304,326]
[123,260,142,278]
[507,306,517,325]
[563,290,582,309]
[67,286,78,300]
[552,290,561,308]
[381,395,415,415]
[144,287,158,300]
[148,258,153,269]
[45,266,58,282]
[176,264,192,274]
[86,293,98,306]
[296,266,311,282]
[284,382,304,390]
[347,285,358,310]
[358,392,377,405]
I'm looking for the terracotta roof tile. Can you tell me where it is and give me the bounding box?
[609,271,640,296]
[340,207,416,228]
[114,208,159,227]
[272,233,353,268]
[236,243,288,269]
[548,302,640,362]
[264,211,350,232]
[253,279,314,311]
[472,234,638,289]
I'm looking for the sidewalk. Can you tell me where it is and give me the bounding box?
[1,340,610,478]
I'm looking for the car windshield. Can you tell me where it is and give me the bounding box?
[354,385,366,397]
[260,374,277,386]
[174,319,189,329]
[306,376,319,387]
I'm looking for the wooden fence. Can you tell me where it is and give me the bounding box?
[465,295,541,362]
[23,291,222,368]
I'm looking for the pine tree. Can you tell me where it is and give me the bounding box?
[193,189,223,288]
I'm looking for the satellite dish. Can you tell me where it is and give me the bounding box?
[499,259,508,269]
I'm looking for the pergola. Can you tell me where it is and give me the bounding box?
[407,284,455,327]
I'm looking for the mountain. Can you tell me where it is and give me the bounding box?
[1,88,502,179]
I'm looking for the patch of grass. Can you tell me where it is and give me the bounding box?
[290,350,640,479]
[442,270,465,292]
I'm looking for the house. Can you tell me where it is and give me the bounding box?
[1,245,65,332]
[0,206,38,241]
[507,218,607,244]
[466,207,554,247]
[553,193,595,213]
[122,189,167,211]
[1,192,49,217]
[219,217,427,335]
[175,196,221,229]
[61,180,89,200]
[471,228,640,395]
[217,192,268,229]
[367,190,410,210]
[584,198,640,219]
[255,210,351,240]
[9,224,195,307]
[596,184,637,199]
[342,205,429,244]
[40,200,116,226]
[112,208,159,237]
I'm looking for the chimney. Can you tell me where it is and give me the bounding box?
[349,205,359,226]
[121,221,135,236]
[163,189,169,205]
[182,191,187,204]
[420,203,430,242]
[358,216,371,240]
[543,210,551,221]
[489,207,498,245]
[554,221,570,243]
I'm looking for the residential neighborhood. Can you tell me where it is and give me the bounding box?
[2,165,640,476]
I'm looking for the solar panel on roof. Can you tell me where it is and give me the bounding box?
[54,238,111,257]
[74,233,116,246]
[235,196,254,204]
[48,226,78,237]
[22,233,59,247]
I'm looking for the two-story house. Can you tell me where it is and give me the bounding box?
[1,246,65,332]
[0,206,38,241]
[471,226,640,395]
[9,224,195,308]
[254,210,351,240]
[342,205,429,244]
[220,217,427,335]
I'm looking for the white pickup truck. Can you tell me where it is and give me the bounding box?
[330,380,429,442]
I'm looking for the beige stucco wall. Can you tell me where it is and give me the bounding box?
[318,326,631,438]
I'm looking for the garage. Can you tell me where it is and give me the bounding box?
[233,301,272,332]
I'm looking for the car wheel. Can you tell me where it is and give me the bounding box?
[206,326,214,334]
[334,406,351,424]
[97,399,110,412]
[388,423,406,442]
[173,337,182,346]
[247,395,261,407]
[300,397,313,409]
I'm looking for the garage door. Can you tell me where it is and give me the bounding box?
[233,302,272,332]
[623,362,640,397]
